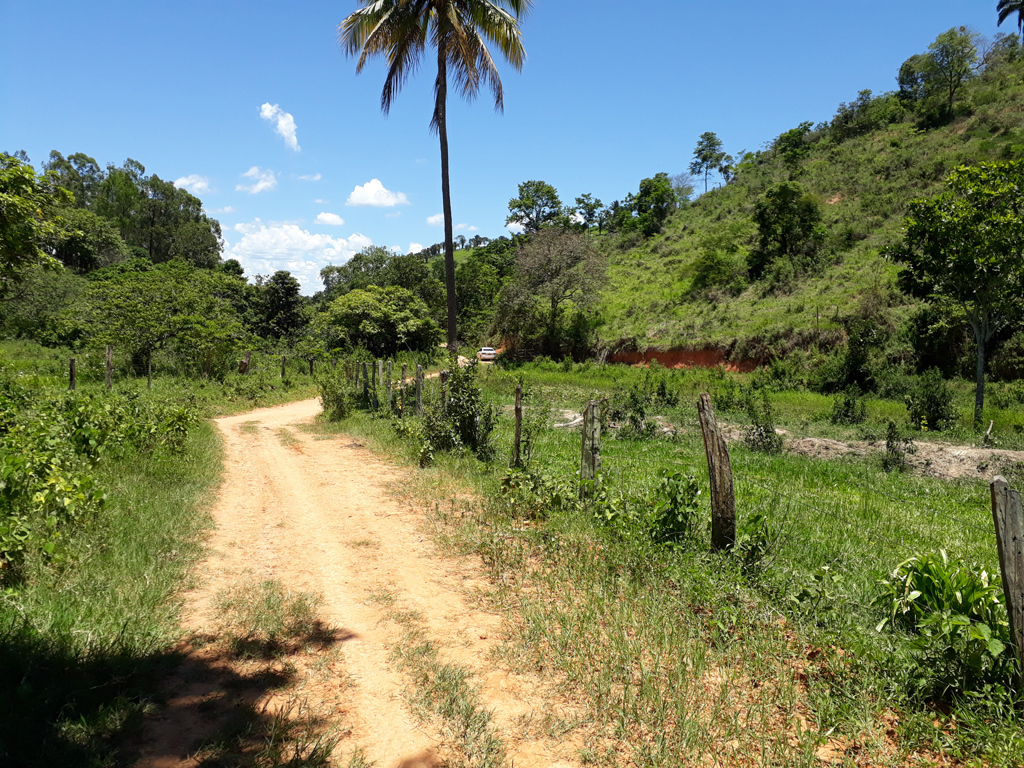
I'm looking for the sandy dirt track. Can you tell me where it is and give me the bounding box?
[133,397,579,768]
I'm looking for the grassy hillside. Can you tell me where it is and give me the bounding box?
[597,51,1024,362]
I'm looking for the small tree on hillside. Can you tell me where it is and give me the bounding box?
[689,132,727,194]
[506,180,563,233]
[887,161,1024,429]
[748,181,825,280]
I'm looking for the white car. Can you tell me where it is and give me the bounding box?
[477,347,497,362]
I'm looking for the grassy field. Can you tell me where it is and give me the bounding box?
[313,359,1024,766]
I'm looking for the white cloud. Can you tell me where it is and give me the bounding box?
[314,198,327,204]
[386,212,402,219]
[316,212,345,226]
[346,178,410,207]
[426,213,444,226]
[174,174,211,194]
[224,220,372,293]
[259,102,300,151]
[236,166,277,194]
[207,205,235,214]
[408,242,424,254]
[298,173,321,181]
[455,223,478,231]
[506,221,524,234]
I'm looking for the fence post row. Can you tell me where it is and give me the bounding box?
[513,383,523,468]
[579,399,601,500]
[698,393,736,551]
[69,358,76,391]
[415,365,423,415]
[105,345,113,390]
[991,476,1024,686]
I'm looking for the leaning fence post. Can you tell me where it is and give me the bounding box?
[991,476,1024,687]
[512,383,523,468]
[69,358,76,391]
[105,345,113,390]
[698,393,736,551]
[415,365,424,415]
[579,400,601,500]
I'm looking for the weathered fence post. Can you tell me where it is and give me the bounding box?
[579,400,601,500]
[362,362,370,402]
[281,355,287,379]
[372,360,380,408]
[386,360,393,411]
[239,351,251,375]
[698,393,736,550]
[991,476,1024,687]
[401,363,408,417]
[440,369,449,407]
[105,345,113,390]
[415,364,423,415]
[512,383,523,468]
[69,358,76,391]
[332,357,337,371]
[308,358,314,376]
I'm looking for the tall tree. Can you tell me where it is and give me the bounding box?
[339,0,532,355]
[998,0,1024,34]
[888,161,1024,430]
[506,180,562,233]
[689,132,727,194]
[0,155,68,297]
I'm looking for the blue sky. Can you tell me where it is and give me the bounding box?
[0,0,1006,293]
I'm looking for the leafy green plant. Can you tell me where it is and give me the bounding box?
[874,550,1014,699]
[882,419,916,472]
[905,367,956,431]
[734,511,786,579]
[829,387,867,425]
[316,366,358,421]
[422,362,497,460]
[742,388,784,454]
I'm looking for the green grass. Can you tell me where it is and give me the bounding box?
[312,362,1024,766]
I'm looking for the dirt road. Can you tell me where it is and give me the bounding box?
[133,398,579,768]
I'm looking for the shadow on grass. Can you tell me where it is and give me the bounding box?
[0,619,355,767]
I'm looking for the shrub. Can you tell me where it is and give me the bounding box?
[874,550,1015,699]
[829,388,867,425]
[316,367,357,421]
[742,388,784,454]
[882,419,916,472]
[422,362,497,460]
[905,367,955,430]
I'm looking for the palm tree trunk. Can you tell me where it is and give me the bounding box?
[436,49,458,356]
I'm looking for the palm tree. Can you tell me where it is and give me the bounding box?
[339,0,531,355]
[997,0,1024,33]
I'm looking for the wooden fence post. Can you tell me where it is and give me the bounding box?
[579,400,601,500]
[239,351,251,375]
[415,364,423,415]
[309,358,314,376]
[440,370,449,407]
[698,393,736,551]
[401,363,407,417]
[991,476,1024,687]
[386,360,393,411]
[105,345,113,390]
[281,355,287,379]
[513,383,523,468]
[69,358,76,391]
[362,362,370,402]
[372,360,380,408]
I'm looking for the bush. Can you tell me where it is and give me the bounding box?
[991,330,1024,381]
[905,367,955,431]
[874,550,1015,700]
[316,367,357,421]
[881,419,916,472]
[742,388,783,454]
[593,469,701,545]
[829,388,867,425]
[421,362,497,460]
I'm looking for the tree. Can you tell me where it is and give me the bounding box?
[670,172,695,204]
[774,121,815,169]
[748,182,825,279]
[340,0,531,356]
[689,132,727,194]
[312,285,441,357]
[898,28,979,118]
[998,0,1024,34]
[495,228,605,356]
[574,193,602,235]
[887,161,1024,429]
[46,208,128,273]
[506,180,562,233]
[0,155,68,298]
[253,271,305,341]
[634,173,677,236]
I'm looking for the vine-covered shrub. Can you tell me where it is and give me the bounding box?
[422,362,497,461]
[0,381,197,577]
